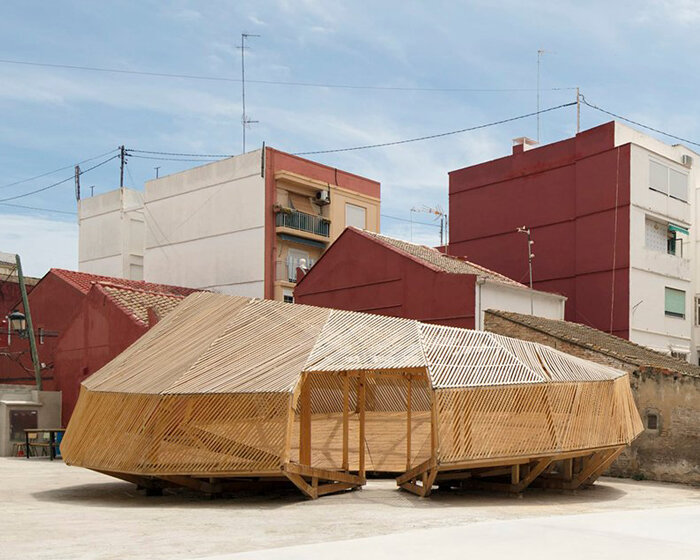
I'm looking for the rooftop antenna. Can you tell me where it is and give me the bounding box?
[238,33,260,153]
[154,166,161,179]
[412,205,448,246]
[536,49,545,143]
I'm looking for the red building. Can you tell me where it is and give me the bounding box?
[294,228,565,328]
[0,268,197,422]
[54,282,187,423]
[0,261,38,320]
[448,122,631,339]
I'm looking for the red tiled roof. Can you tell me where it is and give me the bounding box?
[97,284,185,326]
[50,269,199,297]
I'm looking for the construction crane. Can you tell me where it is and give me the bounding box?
[411,205,448,246]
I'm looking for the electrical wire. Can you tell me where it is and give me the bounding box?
[130,149,233,158]
[0,202,75,215]
[0,57,578,93]
[129,154,227,163]
[580,95,700,148]
[293,102,577,155]
[0,147,119,190]
[0,154,119,203]
[381,214,440,228]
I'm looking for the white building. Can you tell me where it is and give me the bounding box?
[79,147,381,301]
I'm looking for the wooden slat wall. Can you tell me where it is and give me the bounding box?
[435,376,642,464]
[62,387,289,475]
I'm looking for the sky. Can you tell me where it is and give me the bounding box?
[2,0,700,276]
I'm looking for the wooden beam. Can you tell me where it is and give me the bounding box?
[511,464,520,486]
[283,462,363,485]
[406,376,412,470]
[358,372,366,479]
[342,374,349,471]
[395,458,437,485]
[299,375,311,466]
[515,457,553,492]
[284,471,317,499]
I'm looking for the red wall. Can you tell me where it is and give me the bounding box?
[53,285,147,424]
[264,147,381,299]
[294,229,475,328]
[448,122,631,338]
[0,273,84,386]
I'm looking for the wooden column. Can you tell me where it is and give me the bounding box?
[406,376,412,470]
[358,372,366,479]
[300,375,311,466]
[342,374,349,471]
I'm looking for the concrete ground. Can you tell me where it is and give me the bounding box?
[2,457,699,559]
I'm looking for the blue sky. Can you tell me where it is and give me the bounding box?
[2,0,700,276]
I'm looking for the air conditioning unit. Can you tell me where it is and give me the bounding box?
[682,154,693,168]
[315,190,330,205]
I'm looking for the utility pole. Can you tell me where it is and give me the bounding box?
[576,87,581,133]
[15,254,42,390]
[119,145,126,188]
[536,49,545,143]
[238,33,260,153]
[517,226,535,315]
[74,165,81,201]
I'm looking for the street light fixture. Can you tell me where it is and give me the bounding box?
[7,309,28,338]
[516,226,535,315]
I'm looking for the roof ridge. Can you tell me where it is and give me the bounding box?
[98,282,185,299]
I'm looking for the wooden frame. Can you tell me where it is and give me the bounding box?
[60,293,643,500]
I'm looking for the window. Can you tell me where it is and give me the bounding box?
[664,287,686,318]
[649,159,688,202]
[345,203,366,229]
[283,289,294,303]
[286,249,315,283]
[646,413,658,430]
[645,218,688,257]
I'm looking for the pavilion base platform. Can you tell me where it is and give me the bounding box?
[396,445,626,497]
[94,461,364,499]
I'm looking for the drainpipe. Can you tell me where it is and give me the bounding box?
[476,277,486,330]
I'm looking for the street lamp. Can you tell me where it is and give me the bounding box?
[7,309,28,338]
[516,226,535,315]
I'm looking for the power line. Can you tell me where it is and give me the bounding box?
[0,58,578,93]
[294,101,577,155]
[381,213,441,228]
[0,202,76,215]
[130,148,233,158]
[0,147,119,190]
[0,154,119,203]
[581,96,700,148]
[129,154,226,163]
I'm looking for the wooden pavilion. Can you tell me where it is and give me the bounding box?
[61,292,643,499]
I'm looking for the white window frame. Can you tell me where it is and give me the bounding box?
[345,203,367,229]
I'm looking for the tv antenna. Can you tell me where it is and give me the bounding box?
[238,33,260,153]
[411,205,448,246]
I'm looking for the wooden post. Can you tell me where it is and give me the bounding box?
[406,376,412,470]
[300,375,311,466]
[511,463,520,486]
[342,374,349,471]
[358,372,366,479]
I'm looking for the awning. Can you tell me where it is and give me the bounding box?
[278,233,327,249]
[668,223,690,236]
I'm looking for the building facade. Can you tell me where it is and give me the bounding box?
[78,147,380,302]
[449,121,698,362]
[295,228,565,328]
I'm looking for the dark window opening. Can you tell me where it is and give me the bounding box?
[646,414,658,430]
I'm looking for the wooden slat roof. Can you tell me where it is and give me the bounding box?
[83,293,626,395]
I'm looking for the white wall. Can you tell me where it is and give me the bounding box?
[475,279,566,330]
[78,188,145,280]
[627,140,696,359]
[143,150,265,296]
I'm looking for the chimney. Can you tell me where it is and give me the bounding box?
[512,137,538,155]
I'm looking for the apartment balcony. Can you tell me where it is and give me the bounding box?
[275,258,316,283]
[275,208,330,241]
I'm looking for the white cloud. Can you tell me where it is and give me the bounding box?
[0,215,77,277]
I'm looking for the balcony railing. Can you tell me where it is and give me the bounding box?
[276,258,316,283]
[275,209,330,237]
